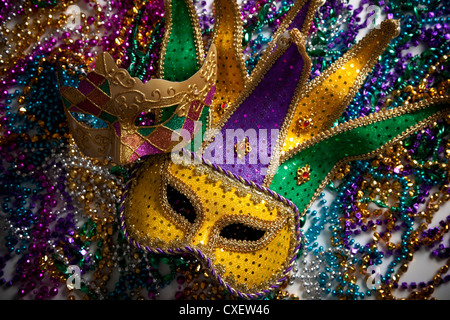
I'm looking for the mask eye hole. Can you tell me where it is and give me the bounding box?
[166,184,196,224]
[135,110,157,127]
[72,112,108,129]
[219,223,265,242]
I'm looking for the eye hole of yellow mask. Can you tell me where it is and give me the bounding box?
[165,184,268,243]
[120,154,301,298]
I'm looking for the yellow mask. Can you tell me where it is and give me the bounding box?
[59,45,217,165]
[120,154,301,298]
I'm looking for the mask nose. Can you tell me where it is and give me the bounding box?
[119,133,145,163]
[191,228,209,247]
[117,129,164,164]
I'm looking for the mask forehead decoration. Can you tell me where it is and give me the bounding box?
[60,0,450,299]
[59,44,217,165]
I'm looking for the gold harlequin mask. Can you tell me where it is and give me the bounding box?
[59,45,217,165]
[120,154,301,297]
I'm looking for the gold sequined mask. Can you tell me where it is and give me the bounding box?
[59,45,217,165]
[121,154,301,297]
